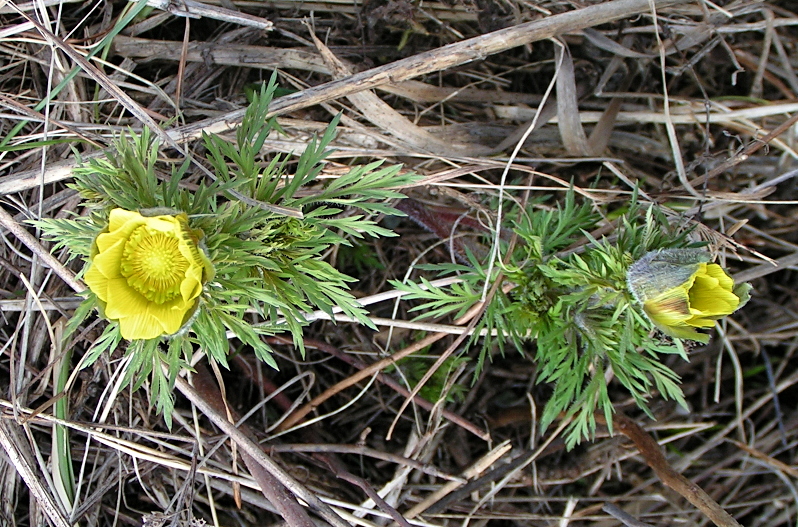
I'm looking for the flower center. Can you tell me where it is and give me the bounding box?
[121,226,189,304]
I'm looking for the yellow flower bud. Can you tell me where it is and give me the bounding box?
[627,249,749,343]
[84,208,214,340]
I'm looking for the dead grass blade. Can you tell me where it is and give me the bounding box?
[554,41,591,156]
[0,419,70,527]
[309,27,492,157]
[144,0,274,30]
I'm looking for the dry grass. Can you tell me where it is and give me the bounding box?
[1,0,798,526]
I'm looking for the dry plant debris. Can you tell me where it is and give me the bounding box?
[1,0,798,526]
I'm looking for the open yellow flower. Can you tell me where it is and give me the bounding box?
[84,208,214,340]
[627,249,749,343]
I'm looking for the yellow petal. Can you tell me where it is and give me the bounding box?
[147,300,189,334]
[177,242,205,301]
[108,208,142,231]
[180,274,203,302]
[91,238,126,279]
[118,312,168,340]
[690,289,739,316]
[99,210,146,252]
[682,264,740,333]
[144,215,181,233]
[104,277,150,319]
[84,263,110,302]
[705,263,734,290]
[685,313,718,328]
[644,287,691,327]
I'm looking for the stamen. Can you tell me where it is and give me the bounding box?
[121,226,189,303]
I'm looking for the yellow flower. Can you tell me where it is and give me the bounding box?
[627,249,749,343]
[84,208,214,340]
